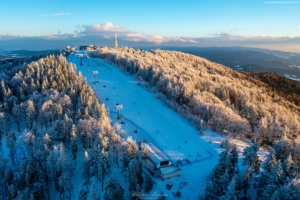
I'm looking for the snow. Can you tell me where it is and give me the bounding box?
[284,74,300,81]
[66,51,269,198]
[69,52,216,165]
[143,143,170,163]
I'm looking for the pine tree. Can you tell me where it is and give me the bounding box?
[222,175,239,200]
[0,112,6,135]
[263,149,276,172]
[242,142,261,174]
[282,154,296,179]
[270,160,284,186]
[221,170,231,193]
[203,106,210,128]
[78,184,87,200]
[82,151,90,190]
[98,148,111,183]
[273,135,292,161]
[229,144,239,172]
[7,132,17,166]
[105,178,124,200]
[71,124,78,164]
[241,167,252,200]
[43,133,52,149]
[26,100,35,129]
[205,180,218,200]
[4,168,14,186]
[145,174,155,192]
[12,104,21,132]
[90,178,98,200]
[32,122,38,136]
[58,171,73,200]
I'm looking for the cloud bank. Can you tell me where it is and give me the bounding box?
[1,22,300,52]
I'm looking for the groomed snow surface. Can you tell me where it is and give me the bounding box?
[64,51,267,199]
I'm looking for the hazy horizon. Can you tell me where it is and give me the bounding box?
[1,0,300,52]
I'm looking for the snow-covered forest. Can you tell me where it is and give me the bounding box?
[89,47,300,147]
[87,47,300,199]
[0,54,155,199]
[0,47,300,200]
[200,137,300,199]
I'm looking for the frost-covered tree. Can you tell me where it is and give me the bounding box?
[58,171,73,200]
[205,180,218,200]
[242,142,261,174]
[145,173,155,192]
[222,174,239,200]
[78,184,87,200]
[263,149,276,172]
[82,151,90,190]
[104,178,124,200]
[71,124,78,164]
[12,104,21,132]
[26,100,35,129]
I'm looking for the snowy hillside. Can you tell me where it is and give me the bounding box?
[0,49,299,200]
[66,51,272,199]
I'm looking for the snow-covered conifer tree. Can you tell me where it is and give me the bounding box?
[145,173,154,192]
[82,151,90,190]
[242,142,261,174]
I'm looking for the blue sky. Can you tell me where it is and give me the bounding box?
[0,0,299,51]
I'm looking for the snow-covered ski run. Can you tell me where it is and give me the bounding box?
[66,50,268,197]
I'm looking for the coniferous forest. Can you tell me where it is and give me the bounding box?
[88,47,300,199]
[0,54,152,200]
[0,48,300,199]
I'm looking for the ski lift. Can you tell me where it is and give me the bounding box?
[116,103,119,106]
[87,69,90,72]
[121,121,125,124]
[88,64,90,66]
[134,128,138,133]
[103,84,106,88]
[106,96,109,101]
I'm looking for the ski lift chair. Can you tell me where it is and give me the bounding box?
[121,121,125,124]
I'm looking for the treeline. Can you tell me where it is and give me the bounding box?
[0,52,61,74]
[0,54,154,200]
[239,72,300,106]
[88,47,300,148]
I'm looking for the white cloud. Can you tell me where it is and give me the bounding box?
[39,13,71,17]
[1,22,300,52]
[80,22,191,44]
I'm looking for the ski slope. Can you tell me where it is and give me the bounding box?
[69,52,218,163]
[66,51,221,195]
[66,51,268,197]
